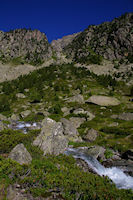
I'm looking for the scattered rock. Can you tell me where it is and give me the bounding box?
[111,114,118,119]
[72,89,81,95]
[10,114,20,121]
[69,117,85,128]
[33,118,68,155]
[7,184,26,200]
[87,113,95,121]
[73,108,87,115]
[8,144,32,165]
[24,89,29,92]
[100,107,106,110]
[73,108,95,120]
[16,93,26,98]
[112,113,133,121]
[61,107,71,116]
[20,110,31,118]
[66,94,84,104]
[42,111,50,117]
[83,129,98,142]
[86,95,120,106]
[86,146,105,160]
[0,113,7,121]
[61,118,78,136]
[7,183,63,200]
[0,121,7,131]
[61,118,82,142]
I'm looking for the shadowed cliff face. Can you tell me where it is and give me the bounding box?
[63,13,133,63]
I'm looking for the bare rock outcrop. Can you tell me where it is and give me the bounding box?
[64,13,133,63]
[8,144,32,165]
[33,118,68,155]
[0,29,52,64]
[51,32,80,53]
[83,128,98,142]
[61,118,82,142]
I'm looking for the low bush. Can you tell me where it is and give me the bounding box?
[0,129,40,153]
[77,54,103,65]
[0,95,11,113]
[29,88,42,103]
[100,127,130,136]
[104,149,113,159]
[13,155,133,199]
[48,104,62,115]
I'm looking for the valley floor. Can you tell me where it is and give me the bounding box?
[0,63,133,199]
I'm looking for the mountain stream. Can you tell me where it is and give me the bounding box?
[65,148,133,190]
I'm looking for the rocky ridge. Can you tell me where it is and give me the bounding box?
[64,13,133,62]
[0,13,132,84]
[0,12,132,66]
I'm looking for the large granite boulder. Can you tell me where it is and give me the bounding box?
[66,94,84,104]
[60,118,82,142]
[83,128,98,142]
[8,144,32,165]
[33,118,68,155]
[86,95,120,106]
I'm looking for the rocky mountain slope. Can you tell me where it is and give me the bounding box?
[63,13,133,63]
[0,12,132,68]
[51,32,80,55]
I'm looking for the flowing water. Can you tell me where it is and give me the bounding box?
[8,121,40,133]
[65,148,133,190]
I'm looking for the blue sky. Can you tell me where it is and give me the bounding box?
[0,0,132,42]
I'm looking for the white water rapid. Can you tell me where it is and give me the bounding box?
[65,148,133,190]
